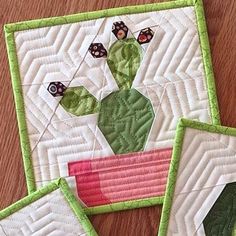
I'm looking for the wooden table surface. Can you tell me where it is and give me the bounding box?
[0,0,235,235]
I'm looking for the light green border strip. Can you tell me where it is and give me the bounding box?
[194,0,220,125]
[84,196,164,215]
[0,178,98,236]
[56,179,98,236]
[158,118,236,236]
[4,30,36,193]
[158,119,187,236]
[4,0,194,32]
[4,0,220,215]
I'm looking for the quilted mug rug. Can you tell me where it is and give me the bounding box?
[4,0,220,214]
[159,119,236,236]
[0,178,97,236]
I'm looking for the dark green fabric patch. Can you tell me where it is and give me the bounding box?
[98,89,154,154]
[203,182,236,236]
[60,86,100,116]
[107,38,142,90]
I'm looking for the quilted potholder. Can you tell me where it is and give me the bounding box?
[0,178,97,236]
[4,0,220,214]
[159,119,236,236]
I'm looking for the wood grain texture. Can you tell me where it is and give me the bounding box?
[0,0,235,235]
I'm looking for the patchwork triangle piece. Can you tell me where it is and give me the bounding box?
[0,178,97,236]
[159,119,236,236]
[4,0,220,214]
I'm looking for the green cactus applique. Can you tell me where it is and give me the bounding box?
[203,182,236,236]
[107,38,142,90]
[47,21,155,155]
[60,87,100,116]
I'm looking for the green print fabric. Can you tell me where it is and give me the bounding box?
[107,38,142,90]
[98,89,154,154]
[60,86,100,116]
[203,182,236,236]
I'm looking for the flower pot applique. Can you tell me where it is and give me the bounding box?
[47,21,155,155]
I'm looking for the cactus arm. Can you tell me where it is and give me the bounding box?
[60,86,100,116]
[107,38,143,90]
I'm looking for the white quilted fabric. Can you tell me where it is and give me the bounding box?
[14,7,212,188]
[0,189,87,236]
[167,128,236,236]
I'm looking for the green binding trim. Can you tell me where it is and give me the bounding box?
[158,118,236,236]
[85,196,165,215]
[0,179,59,219]
[158,119,186,236]
[194,0,221,125]
[0,178,98,236]
[57,179,98,236]
[4,0,220,215]
[60,86,100,116]
[107,38,142,90]
[4,0,195,33]
[4,31,36,193]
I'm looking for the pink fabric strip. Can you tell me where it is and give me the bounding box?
[68,148,172,207]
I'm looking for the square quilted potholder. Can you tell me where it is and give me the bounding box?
[4,0,220,214]
[159,119,236,236]
[0,178,97,236]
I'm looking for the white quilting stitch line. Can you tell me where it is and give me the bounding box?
[131,24,160,34]
[30,19,106,153]
[32,126,110,181]
[90,38,109,159]
[122,6,167,33]
[174,182,227,197]
[16,27,52,52]
[1,190,87,235]
[129,9,169,87]
[134,75,206,92]
[22,81,69,86]
[168,134,236,234]
[143,84,167,150]
[204,132,236,155]
[49,113,98,124]
[193,225,205,236]
[0,224,8,236]
[18,24,83,77]
[176,135,235,186]
[153,25,188,77]
[181,7,197,26]
[169,33,198,74]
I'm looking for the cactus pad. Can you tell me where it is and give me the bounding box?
[98,89,154,154]
[60,86,100,116]
[107,38,142,90]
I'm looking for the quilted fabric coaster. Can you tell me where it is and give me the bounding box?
[0,178,97,236]
[4,0,220,214]
[158,119,236,236]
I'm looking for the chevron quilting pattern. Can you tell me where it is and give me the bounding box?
[32,115,114,183]
[13,6,213,207]
[0,189,87,235]
[167,128,236,236]
[137,77,211,150]
[15,19,105,85]
[132,7,204,87]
